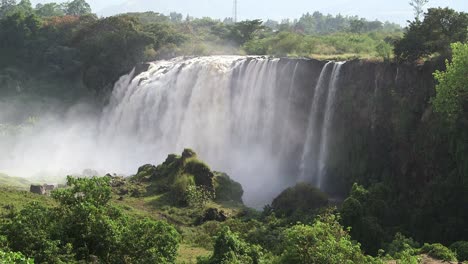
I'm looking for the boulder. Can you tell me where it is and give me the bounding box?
[200,208,228,223]
[30,185,45,195]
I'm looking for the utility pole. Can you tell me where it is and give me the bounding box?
[233,0,238,23]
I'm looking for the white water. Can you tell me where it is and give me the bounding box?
[0,56,345,207]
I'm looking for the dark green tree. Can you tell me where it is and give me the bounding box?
[73,15,154,95]
[0,0,16,18]
[394,8,468,61]
[35,3,65,17]
[65,0,91,16]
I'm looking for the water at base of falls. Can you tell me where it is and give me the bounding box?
[0,56,345,207]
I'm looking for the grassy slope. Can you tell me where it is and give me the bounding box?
[0,173,31,190]
[0,187,56,215]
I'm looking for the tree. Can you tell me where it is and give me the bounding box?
[35,3,65,17]
[15,0,32,14]
[409,0,429,21]
[394,8,468,61]
[65,0,91,16]
[73,15,154,95]
[350,19,365,34]
[169,11,182,23]
[226,19,265,46]
[432,42,468,122]
[0,0,16,18]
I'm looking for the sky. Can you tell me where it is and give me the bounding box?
[30,0,468,26]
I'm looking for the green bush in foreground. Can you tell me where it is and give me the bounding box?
[0,250,34,264]
[197,226,266,264]
[279,213,382,264]
[421,243,457,261]
[1,176,180,263]
[450,241,468,261]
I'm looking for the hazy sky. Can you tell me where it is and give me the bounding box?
[31,0,468,25]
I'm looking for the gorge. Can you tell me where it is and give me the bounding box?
[0,56,438,207]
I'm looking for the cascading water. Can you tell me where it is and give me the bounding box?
[297,61,345,188]
[99,56,344,205]
[0,56,346,207]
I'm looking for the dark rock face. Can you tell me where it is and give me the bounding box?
[200,208,228,223]
[259,58,443,197]
[30,184,57,195]
[30,185,46,195]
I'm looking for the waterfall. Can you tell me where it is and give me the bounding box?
[298,62,333,184]
[316,62,345,188]
[298,61,345,188]
[1,56,347,207]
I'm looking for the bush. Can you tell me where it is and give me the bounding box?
[121,218,180,263]
[0,250,34,264]
[197,226,265,264]
[185,185,214,208]
[384,233,420,264]
[420,243,457,261]
[1,176,181,263]
[279,213,381,264]
[450,241,468,261]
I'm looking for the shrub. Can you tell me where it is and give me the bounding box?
[385,233,420,257]
[450,241,468,261]
[197,226,265,264]
[186,185,215,208]
[0,250,34,264]
[121,218,180,263]
[420,243,457,261]
[172,174,196,205]
[279,213,381,264]
[384,233,420,264]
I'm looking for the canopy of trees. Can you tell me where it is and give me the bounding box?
[394,8,468,61]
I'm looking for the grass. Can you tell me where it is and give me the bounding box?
[0,187,55,216]
[0,173,31,190]
[177,244,210,264]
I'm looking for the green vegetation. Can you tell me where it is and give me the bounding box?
[0,250,33,264]
[0,0,467,263]
[432,42,468,122]
[0,173,30,189]
[420,243,457,261]
[2,150,443,264]
[450,241,468,261]
[0,176,180,263]
[394,8,468,61]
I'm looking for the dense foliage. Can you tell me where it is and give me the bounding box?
[394,8,468,61]
[0,176,180,263]
[432,42,468,122]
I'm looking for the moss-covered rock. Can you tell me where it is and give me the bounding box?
[213,172,243,203]
[271,183,328,217]
[131,149,244,206]
[134,164,156,182]
[185,159,214,192]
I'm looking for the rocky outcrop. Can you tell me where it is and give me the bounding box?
[30,184,58,195]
